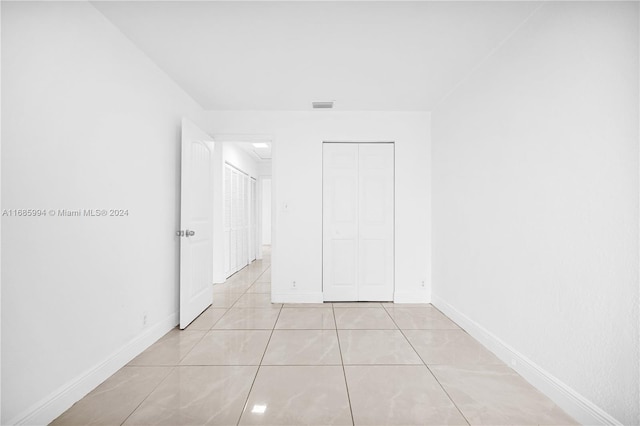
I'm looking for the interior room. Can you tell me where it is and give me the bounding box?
[1,1,638,425]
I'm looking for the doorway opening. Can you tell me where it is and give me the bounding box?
[211,137,272,285]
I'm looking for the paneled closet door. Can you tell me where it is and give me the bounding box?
[323,143,359,301]
[358,143,394,301]
[249,178,257,262]
[231,169,239,274]
[323,143,394,302]
[223,165,232,276]
[224,164,258,278]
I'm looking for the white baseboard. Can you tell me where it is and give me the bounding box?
[9,312,178,426]
[432,295,621,426]
[272,292,324,303]
[272,291,431,304]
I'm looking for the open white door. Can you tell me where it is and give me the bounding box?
[179,118,214,329]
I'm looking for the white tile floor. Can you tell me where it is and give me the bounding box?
[52,251,577,425]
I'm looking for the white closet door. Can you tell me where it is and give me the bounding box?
[231,169,239,274]
[249,178,256,261]
[241,175,248,267]
[223,165,232,276]
[323,143,359,301]
[224,164,257,278]
[358,143,394,301]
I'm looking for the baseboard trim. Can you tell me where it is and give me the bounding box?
[9,311,178,426]
[432,295,622,426]
[271,291,431,304]
[272,292,323,303]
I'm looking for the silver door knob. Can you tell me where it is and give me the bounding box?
[186,230,196,237]
[176,230,184,237]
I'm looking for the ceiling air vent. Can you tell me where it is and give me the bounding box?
[312,101,334,109]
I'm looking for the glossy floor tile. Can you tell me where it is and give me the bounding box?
[275,307,336,329]
[180,330,271,366]
[430,364,579,425]
[212,308,280,330]
[262,330,342,365]
[123,366,257,425]
[128,330,206,366]
[338,329,423,365]
[404,329,503,365]
[53,251,576,426]
[233,293,282,309]
[334,307,397,329]
[210,292,242,308]
[345,365,468,425]
[385,306,461,329]
[185,307,228,331]
[246,281,271,294]
[51,367,172,426]
[239,366,352,425]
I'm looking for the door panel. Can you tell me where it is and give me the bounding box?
[223,166,232,275]
[361,239,386,285]
[332,240,357,285]
[179,118,213,329]
[323,143,358,301]
[251,179,257,261]
[358,143,394,301]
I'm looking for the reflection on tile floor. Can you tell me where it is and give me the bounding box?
[52,250,577,425]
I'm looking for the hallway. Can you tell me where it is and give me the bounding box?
[51,249,576,425]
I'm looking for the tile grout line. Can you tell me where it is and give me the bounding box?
[190,258,272,425]
[332,304,356,426]
[118,365,176,426]
[381,304,472,426]
[176,260,263,382]
[235,304,282,425]
[235,260,282,426]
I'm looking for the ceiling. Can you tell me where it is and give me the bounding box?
[92,1,540,111]
[235,142,272,161]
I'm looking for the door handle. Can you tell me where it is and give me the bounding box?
[186,230,196,237]
[176,230,184,237]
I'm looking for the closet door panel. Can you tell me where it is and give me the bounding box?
[323,143,359,301]
[358,143,394,301]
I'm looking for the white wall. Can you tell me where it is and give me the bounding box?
[203,111,431,303]
[261,179,272,245]
[258,161,272,177]
[432,2,639,424]
[1,2,203,423]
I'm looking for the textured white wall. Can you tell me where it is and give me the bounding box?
[1,2,203,423]
[202,111,431,303]
[432,2,639,424]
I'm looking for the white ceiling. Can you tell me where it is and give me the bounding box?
[92,1,540,111]
[235,142,272,161]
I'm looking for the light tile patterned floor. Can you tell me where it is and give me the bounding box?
[52,252,577,425]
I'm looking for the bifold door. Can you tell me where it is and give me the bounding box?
[323,143,394,301]
[223,164,257,278]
